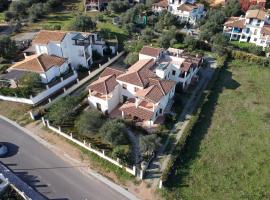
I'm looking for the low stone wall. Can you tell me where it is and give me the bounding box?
[43,118,137,177]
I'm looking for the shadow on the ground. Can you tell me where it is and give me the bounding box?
[1,142,19,158]
[164,66,240,189]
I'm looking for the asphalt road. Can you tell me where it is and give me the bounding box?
[0,118,128,200]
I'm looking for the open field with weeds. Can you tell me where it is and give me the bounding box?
[162,59,270,200]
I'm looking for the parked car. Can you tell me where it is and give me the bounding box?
[0,143,8,157]
[0,174,9,194]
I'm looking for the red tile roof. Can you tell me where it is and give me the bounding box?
[139,46,162,58]
[99,67,125,78]
[120,100,154,121]
[224,17,246,29]
[11,54,66,73]
[117,59,156,87]
[246,9,267,20]
[89,74,118,95]
[153,0,168,8]
[136,78,176,103]
[32,30,67,44]
[177,3,202,12]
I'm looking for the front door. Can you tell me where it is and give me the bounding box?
[122,95,128,103]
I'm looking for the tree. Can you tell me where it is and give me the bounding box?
[141,28,154,43]
[46,96,79,125]
[124,52,138,66]
[9,1,27,20]
[75,110,104,137]
[0,0,9,12]
[18,72,41,89]
[140,134,160,155]
[28,3,46,22]
[211,33,229,55]
[0,35,17,60]
[224,0,241,17]
[99,119,129,146]
[71,15,96,32]
[107,0,129,13]
[184,35,198,50]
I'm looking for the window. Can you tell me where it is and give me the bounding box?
[172,70,176,76]
[96,103,101,111]
[122,95,128,102]
[122,84,127,89]
[254,38,257,42]
[134,87,138,92]
[159,108,163,114]
[254,29,258,35]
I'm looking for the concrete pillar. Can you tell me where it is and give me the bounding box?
[63,87,66,92]
[61,77,64,82]
[41,117,46,126]
[117,158,120,163]
[121,111,124,119]
[133,166,136,175]
[70,133,73,138]
[140,170,144,179]
[77,78,80,83]
[29,111,35,120]
[46,85,49,89]
[58,126,61,132]
[88,71,91,75]
[102,150,105,155]
[159,180,163,189]
[83,140,86,145]
[99,64,101,68]
[48,98,51,103]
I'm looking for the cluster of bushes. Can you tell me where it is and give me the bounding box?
[4,0,62,22]
[230,41,265,56]
[107,0,130,13]
[0,87,32,98]
[231,50,270,67]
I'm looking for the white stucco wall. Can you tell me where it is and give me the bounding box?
[35,45,48,55]
[48,42,63,57]
[117,80,143,101]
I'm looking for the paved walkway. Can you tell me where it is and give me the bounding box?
[144,57,217,187]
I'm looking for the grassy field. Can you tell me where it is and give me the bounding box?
[0,12,4,22]
[162,59,270,200]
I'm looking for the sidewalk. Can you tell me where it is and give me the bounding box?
[144,57,217,187]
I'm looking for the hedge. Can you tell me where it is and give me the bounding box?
[231,50,270,67]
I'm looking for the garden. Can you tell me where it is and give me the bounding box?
[44,95,162,170]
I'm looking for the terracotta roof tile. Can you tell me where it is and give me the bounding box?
[100,67,125,78]
[136,78,176,103]
[246,9,267,20]
[224,17,246,28]
[117,59,156,87]
[120,100,154,121]
[139,46,162,58]
[32,30,67,44]
[153,0,168,8]
[89,74,118,95]
[177,3,199,12]
[10,54,66,73]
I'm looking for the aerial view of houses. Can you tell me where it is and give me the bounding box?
[0,0,269,200]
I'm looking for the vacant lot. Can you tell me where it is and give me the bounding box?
[163,60,270,200]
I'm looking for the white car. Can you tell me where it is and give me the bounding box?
[0,143,7,157]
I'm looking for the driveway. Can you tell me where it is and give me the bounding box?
[0,118,130,200]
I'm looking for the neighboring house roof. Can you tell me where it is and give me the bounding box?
[120,99,154,121]
[89,74,118,95]
[10,54,66,73]
[139,46,162,58]
[177,3,201,12]
[136,78,176,103]
[224,17,246,28]
[153,0,168,8]
[261,25,270,35]
[246,9,267,20]
[99,67,125,78]
[117,59,156,87]
[182,61,193,72]
[32,30,67,44]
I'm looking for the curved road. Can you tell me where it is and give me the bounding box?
[0,118,130,200]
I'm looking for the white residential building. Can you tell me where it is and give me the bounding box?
[223,9,270,48]
[32,30,117,69]
[7,54,70,84]
[153,0,205,25]
[88,46,202,127]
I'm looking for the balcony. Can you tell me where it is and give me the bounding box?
[90,91,112,100]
